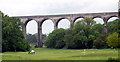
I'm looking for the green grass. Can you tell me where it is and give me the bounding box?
[2,48,118,60]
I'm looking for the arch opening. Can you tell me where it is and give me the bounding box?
[74,18,84,24]
[42,19,54,35]
[57,19,70,29]
[26,20,38,35]
[93,18,104,24]
[26,20,38,46]
[107,17,119,22]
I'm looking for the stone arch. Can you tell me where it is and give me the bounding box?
[24,18,34,27]
[56,18,71,29]
[92,16,104,24]
[40,18,53,26]
[41,18,54,35]
[107,16,118,22]
[92,16,103,19]
[73,16,85,23]
[25,18,38,34]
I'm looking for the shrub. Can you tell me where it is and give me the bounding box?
[106,32,120,48]
[93,34,106,49]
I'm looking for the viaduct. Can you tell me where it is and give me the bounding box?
[15,12,118,47]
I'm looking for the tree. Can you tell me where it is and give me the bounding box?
[93,34,107,49]
[106,32,120,48]
[81,18,96,26]
[63,18,98,49]
[42,34,47,42]
[107,19,119,34]
[2,11,30,52]
[72,18,98,49]
[93,24,104,34]
[45,28,66,49]
[64,29,86,49]
[26,34,37,44]
[0,11,2,52]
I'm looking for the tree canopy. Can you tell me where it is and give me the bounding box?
[107,19,119,34]
[45,28,66,49]
[1,11,30,52]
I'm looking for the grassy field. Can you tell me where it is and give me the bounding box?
[1,48,118,61]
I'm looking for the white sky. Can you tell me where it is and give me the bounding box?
[0,0,119,34]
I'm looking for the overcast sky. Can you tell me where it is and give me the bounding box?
[0,0,119,34]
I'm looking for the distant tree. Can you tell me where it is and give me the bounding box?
[26,34,37,44]
[30,33,47,42]
[42,34,47,42]
[2,11,30,52]
[106,32,119,48]
[26,33,47,48]
[45,28,66,49]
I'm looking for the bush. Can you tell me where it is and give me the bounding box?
[106,32,120,48]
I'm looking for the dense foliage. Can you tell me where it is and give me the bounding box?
[93,24,104,34]
[1,11,30,52]
[45,28,66,48]
[107,32,119,48]
[45,18,98,49]
[107,19,119,34]
[45,17,119,49]
[65,18,98,49]
[93,34,107,49]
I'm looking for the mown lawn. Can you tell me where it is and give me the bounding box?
[1,48,118,61]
